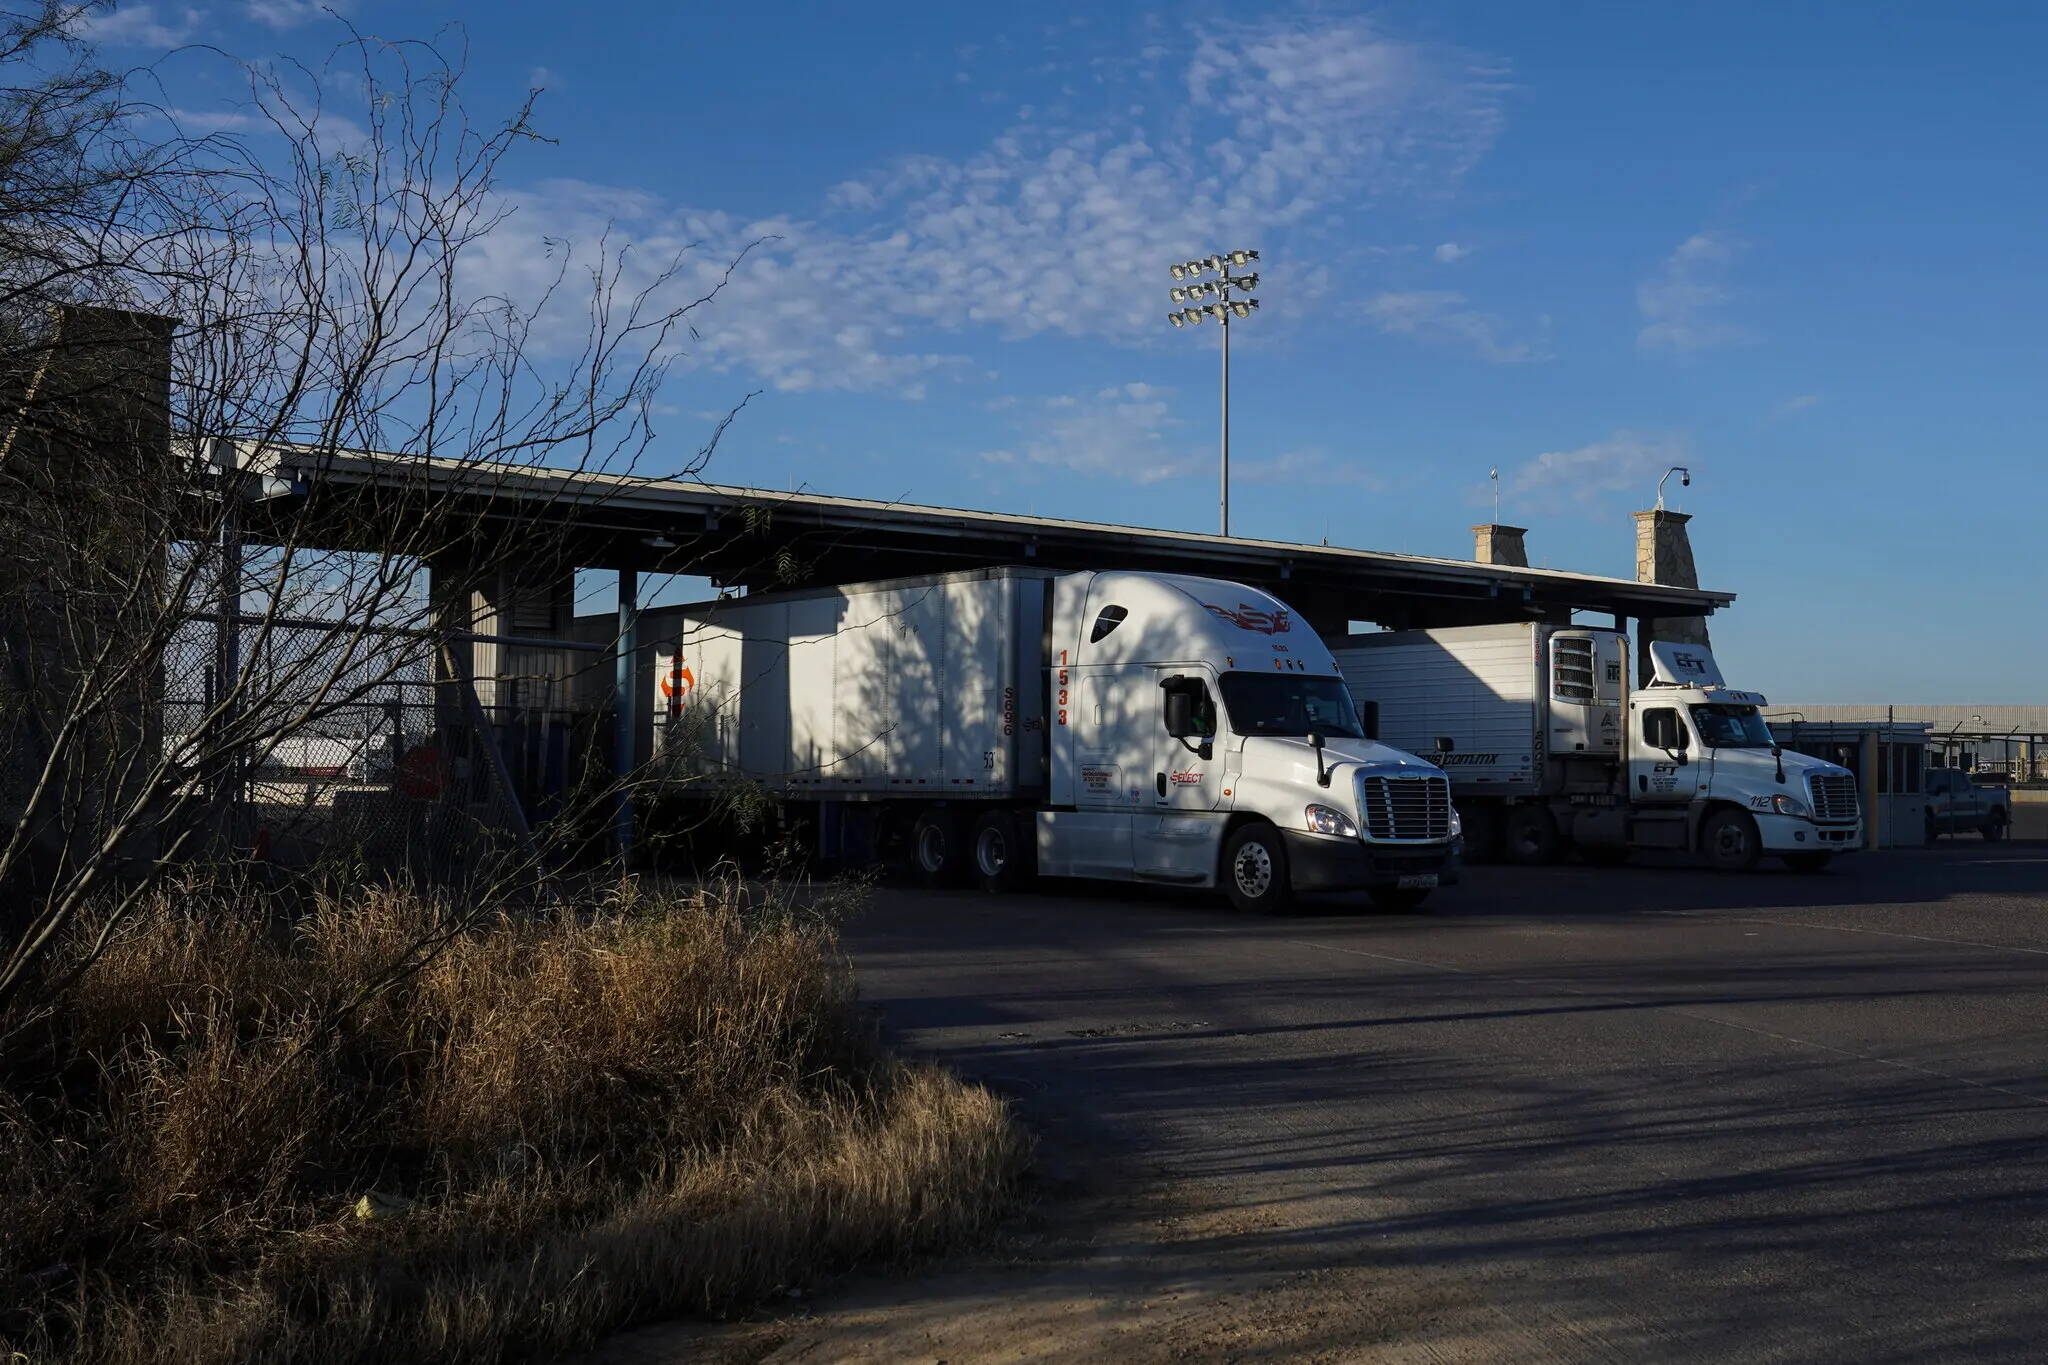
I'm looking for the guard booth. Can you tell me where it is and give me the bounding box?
[1766,719,1932,849]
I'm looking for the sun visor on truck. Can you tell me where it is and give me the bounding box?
[1646,641,1727,688]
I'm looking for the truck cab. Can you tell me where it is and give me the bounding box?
[1039,571,1461,911]
[1619,642,1863,871]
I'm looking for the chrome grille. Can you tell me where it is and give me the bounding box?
[1808,773,1859,822]
[1359,774,1453,841]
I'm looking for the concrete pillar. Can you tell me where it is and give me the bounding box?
[1471,523,1529,567]
[1633,508,1712,686]
[0,306,174,868]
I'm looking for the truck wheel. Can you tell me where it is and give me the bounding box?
[972,810,1035,893]
[1503,805,1561,866]
[1701,809,1762,872]
[1368,887,1431,913]
[1983,810,2008,842]
[1783,852,1833,874]
[910,808,969,888]
[1222,823,1294,915]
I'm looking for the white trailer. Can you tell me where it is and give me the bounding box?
[1333,622,1862,872]
[659,566,1462,912]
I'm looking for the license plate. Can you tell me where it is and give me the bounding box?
[1397,874,1439,890]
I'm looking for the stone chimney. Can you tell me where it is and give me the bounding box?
[1633,508,1711,680]
[1471,523,1528,567]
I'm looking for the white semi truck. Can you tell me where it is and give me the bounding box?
[657,566,1461,911]
[1331,623,1862,872]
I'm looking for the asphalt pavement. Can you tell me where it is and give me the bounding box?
[838,842,2048,1362]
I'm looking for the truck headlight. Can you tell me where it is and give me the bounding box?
[1772,794,1809,818]
[1449,805,1463,838]
[1305,804,1357,838]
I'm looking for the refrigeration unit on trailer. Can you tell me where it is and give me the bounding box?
[659,566,1461,911]
[1331,623,1861,872]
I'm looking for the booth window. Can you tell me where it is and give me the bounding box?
[1891,744,1922,794]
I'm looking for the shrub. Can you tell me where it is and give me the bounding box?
[0,873,1024,1364]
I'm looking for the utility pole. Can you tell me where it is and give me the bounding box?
[1168,250,1260,537]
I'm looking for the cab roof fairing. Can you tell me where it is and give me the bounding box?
[1059,570,1341,674]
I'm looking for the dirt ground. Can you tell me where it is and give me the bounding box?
[584,1140,1461,1365]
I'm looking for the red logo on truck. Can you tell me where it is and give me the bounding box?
[1202,602,1291,635]
[1169,769,1203,786]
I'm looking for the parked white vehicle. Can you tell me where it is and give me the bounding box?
[660,567,1461,911]
[1332,623,1861,872]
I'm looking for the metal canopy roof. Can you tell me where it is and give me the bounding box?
[244,446,1735,632]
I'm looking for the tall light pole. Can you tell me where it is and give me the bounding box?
[1168,250,1260,536]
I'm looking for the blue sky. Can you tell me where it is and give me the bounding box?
[89,1,2048,701]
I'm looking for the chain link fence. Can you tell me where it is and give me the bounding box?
[163,613,600,882]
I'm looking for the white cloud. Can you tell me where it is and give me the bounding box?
[976,384,1194,484]
[529,66,561,91]
[76,3,204,47]
[1363,291,1545,363]
[1236,448,1384,489]
[1433,241,1470,263]
[1504,431,1687,509]
[1774,392,1822,416]
[1637,230,1753,354]
[458,16,1510,394]
[245,0,345,29]
[163,107,265,134]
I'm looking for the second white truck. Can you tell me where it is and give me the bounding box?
[1331,622,1862,872]
[654,566,1461,911]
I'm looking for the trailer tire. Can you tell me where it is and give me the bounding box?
[1701,808,1762,872]
[1982,809,2008,842]
[910,808,970,888]
[1222,823,1294,915]
[1503,805,1561,866]
[972,809,1035,893]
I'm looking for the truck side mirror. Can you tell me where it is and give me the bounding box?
[1164,689,1194,738]
[1359,699,1379,740]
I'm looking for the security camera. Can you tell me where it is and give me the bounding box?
[1681,472,1690,487]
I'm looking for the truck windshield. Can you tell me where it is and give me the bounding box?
[1217,673,1363,738]
[1689,704,1776,749]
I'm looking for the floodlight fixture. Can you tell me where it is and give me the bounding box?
[1165,246,1263,536]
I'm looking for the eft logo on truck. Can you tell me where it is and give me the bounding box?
[1201,602,1291,635]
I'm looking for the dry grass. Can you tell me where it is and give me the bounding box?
[0,874,1025,1364]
